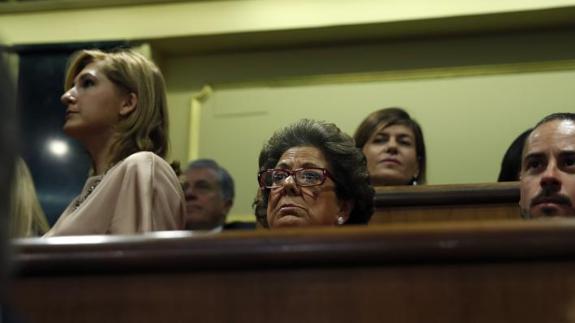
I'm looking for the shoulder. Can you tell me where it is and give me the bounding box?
[123,151,163,164]
[103,152,181,198]
[123,151,172,168]
[111,152,174,176]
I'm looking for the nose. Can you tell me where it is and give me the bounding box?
[185,191,198,201]
[281,175,300,196]
[183,183,197,201]
[61,88,76,106]
[540,163,561,194]
[385,137,398,153]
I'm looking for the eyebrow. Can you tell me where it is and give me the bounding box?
[375,131,414,138]
[275,161,323,169]
[560,150,575,157]
[523,152,545,162]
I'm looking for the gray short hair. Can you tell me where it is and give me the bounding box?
[186,159,235,202]
[256,119,374,227]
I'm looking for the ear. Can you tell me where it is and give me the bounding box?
[222,199,233,215]
[336,199,353,224]
[119,92,137,117]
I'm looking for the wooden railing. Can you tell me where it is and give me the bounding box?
[372,182,520,223]
[9,220,575,323]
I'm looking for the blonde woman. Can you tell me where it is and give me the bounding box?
[10,158,49,238]
[45,49,185,236]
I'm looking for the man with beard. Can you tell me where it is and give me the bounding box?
[519,113,575,218]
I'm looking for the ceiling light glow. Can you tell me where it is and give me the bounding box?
[48,139,69,157]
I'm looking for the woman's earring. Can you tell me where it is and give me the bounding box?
[411,176,418,186]
[337,216,345,225]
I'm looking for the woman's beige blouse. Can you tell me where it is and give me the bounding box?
[45,152,185,236]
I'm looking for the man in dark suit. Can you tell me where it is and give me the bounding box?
[183,159,242,231]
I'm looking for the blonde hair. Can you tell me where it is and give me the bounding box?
[64,49,169,166]
[10,158,50,238]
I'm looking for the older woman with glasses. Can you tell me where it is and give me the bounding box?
[255,119,374,228]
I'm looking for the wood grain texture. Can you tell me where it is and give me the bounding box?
[372,182,521,223]
[374,182,519,206]
[9,220,575,323]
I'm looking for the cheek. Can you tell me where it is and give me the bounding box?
[265,192,277,223]
[305,187,330,203]
[519,190,529,209]
[311,194,340,223]
[203,194,219,205]
[567,178,575,192]
[88,94,121,117]
[519,178,536,207]
[521,177,538,191]
[268,190,281,206]
[362,145,378,166]
[84,99,116,121]
[403,148,418,167]
[363,144,376,156]
[301,186,322,200]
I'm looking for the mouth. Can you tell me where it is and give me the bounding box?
[65,110,78,118]
[279,203,300,210]
[379,158,401,165]
[532,196,572,208]
[530,195,573,216]
[277,203,304,216]
[186,203,203,211]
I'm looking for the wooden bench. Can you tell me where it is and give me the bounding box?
[9,220,575,323]
[372,182,521,223]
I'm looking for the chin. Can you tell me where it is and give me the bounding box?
[270,214,308,228]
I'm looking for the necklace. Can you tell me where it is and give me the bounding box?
[71,160,120,211]
[72,176,103,211]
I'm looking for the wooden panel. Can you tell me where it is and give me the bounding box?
[11,263,575,323]
[9,221,575,323]
[373,204,520,223]
[372,182,521,223]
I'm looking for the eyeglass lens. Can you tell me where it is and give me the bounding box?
[264,169,325,188]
